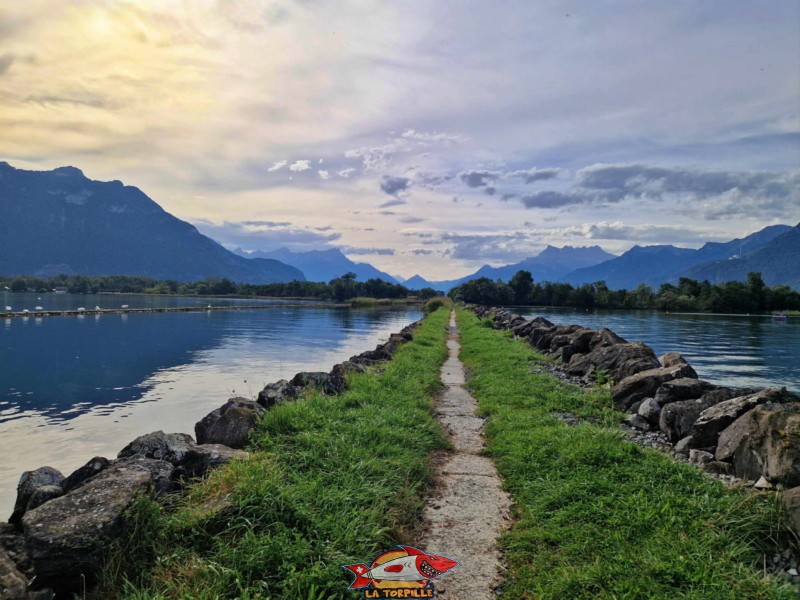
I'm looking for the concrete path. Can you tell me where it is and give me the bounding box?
[422,311,512,598]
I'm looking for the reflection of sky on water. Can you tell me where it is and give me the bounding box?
[520,308,800,393]
[0,306,419,516]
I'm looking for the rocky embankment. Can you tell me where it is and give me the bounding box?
[0,322,420,598]
[468,306,800,546]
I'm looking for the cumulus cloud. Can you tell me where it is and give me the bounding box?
[459,169,501,188]
[289,160,312,172]
[504,167,563,183]
[337,168,356,178]
[267,160,287,172]
[318,170,330,179]
[380,175,411,196]
[400,129,465,144]
[440,231,537,262]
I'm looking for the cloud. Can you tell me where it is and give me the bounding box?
[318,170,330,179]
[380,175,411,196]
[289,160,312,172]
[440,231,537,262]
[0,53,15,75]
[339,246,396,256]
[267,160,287,172]
[520,190,589,208]
[400,129,465,144]
[192,218,341,252]
[410,248,434,255]
[379,198,407,208]
[557,221,735,244]
[398,215,425,223]
[459,169,501,188]
[484,186,496,196]
[505,167,563,183]
[337,168,356,178]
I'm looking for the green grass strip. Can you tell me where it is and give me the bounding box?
[456,307,796,600]
[104,307,450,599]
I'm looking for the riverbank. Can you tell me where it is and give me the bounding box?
[457,306,797,598]
[100,306,449,598]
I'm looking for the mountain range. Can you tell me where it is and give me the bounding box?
[0,162,303,283]
[233,247,398,284]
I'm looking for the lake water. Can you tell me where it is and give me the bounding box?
[0,299,420,515]
[519,307,800,394]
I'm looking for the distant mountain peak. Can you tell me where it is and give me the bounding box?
[52,166,85,177]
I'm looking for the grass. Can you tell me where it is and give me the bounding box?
[455,307,797,600]
[100,307,450,599]
[348,297,420,307]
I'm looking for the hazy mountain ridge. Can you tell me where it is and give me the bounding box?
[562,224,794,289]
[0,162,304,283]
[234,247,398,284]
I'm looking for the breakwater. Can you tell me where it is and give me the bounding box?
[467,305,800,561]
[0,317,422,597]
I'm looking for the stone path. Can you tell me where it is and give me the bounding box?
[422,311,512,599]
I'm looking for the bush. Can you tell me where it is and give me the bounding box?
[422,297,451,315]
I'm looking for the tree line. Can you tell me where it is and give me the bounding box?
[448,271,800,313]
[0,273,441,302]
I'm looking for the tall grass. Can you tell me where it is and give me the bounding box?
[100,307,450,599]
[456,307,796,599]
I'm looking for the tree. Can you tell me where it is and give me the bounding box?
[10,278,26,292]
[509,270,534,305]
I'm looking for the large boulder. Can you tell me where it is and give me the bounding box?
[782,487,800,535]
[0,523,31,579]
[61,457,111,494]
[659,387,754,443]
[653,379,715,406]
[8,468,64,528]
[176,444,249,479]
[290,371,343,395]
[610,362,698,411]
[566,342,661,384]
[256,380,300,409]
[380,333,409,355]
[21,458,172,591]
[691,387,796,448]
[659,352,696,373]
[117,431,196,466]
[715,402,800,485]
[195,398,265,449]
[25,486,63,513]
[0,547,27,599]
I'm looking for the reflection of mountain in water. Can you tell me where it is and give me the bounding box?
[0,307,416,423]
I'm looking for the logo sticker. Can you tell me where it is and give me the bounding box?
[343,545,459,598]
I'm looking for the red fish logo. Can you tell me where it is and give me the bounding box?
[343,545,458,598]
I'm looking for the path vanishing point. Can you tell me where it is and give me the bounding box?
[423,310,513,599]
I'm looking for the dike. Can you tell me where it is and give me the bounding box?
[0,313,434,598]
[466,304,800,588]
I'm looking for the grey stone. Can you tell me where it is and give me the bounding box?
[689,449,714,465]
[658,352,696,374]
[195,398,265,449]
[692,387,796,449]
[176,444,249,479]
[61,457,111,494]
[0,547,27,599]
[782,487,800,535]
[8,468,64,527]
[674,436,696,454]
[653,378,715,406]
[25,486,62,513]
[117,431,195,466]
[290,371,343,394]
[566,342,661,384]
[637,398,661,424]
[610,363,698,411]
[715,401,800,485]
[703,461,733,476]
[0,524,30,579]
[256,380,300,409]
[624,414,652,431]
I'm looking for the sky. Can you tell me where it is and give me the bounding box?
[1,0,799,280]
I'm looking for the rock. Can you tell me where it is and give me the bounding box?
[674,436,696,454]
[0,548,27,600]
[380,333,408,355]
[704,461,733,476]
[256,380,300,409]
[610,363,698,411]
[566,342,661,384]
[290,371,339,394]
[659,352,696,375]
[0,524,30,579]
[753,476,775,490]
[25,486,63,513]
[176,444,249,479]
[653,378,715,406]
[624,414,652,431]
[715,401,800,485]
[782,487,800,535]
[61,457,111,494]
[692,387,796,449]
[117,431,195,466]
[195,398,265,449]
[659,394,720,443]
[334,360,366,375]
[8,468,64,528]
[21,458,171,591]
[117,457,175,496]
[689,449,714,465]
[637,398,661,425]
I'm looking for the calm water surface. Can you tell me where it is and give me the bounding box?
[0,301,420,515]
[519,307,799,394]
